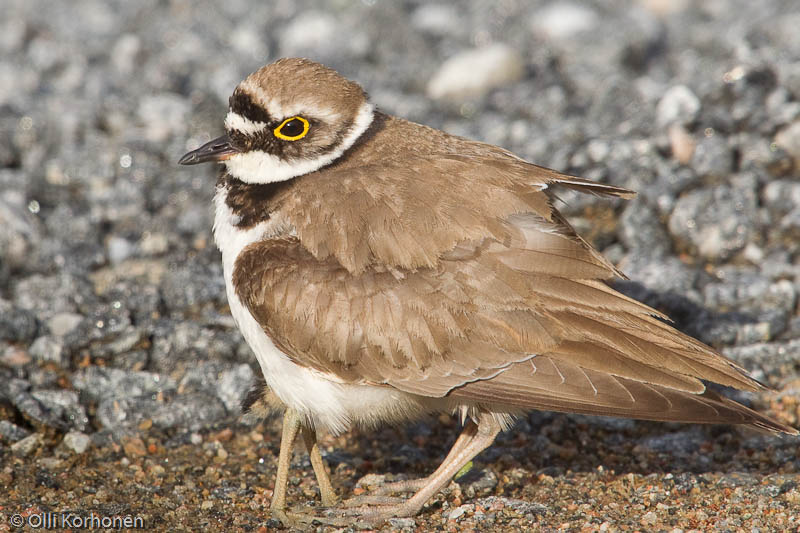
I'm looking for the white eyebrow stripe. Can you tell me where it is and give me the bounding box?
[225,111,268,135]
[223,101,375,185]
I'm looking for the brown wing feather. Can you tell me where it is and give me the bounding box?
[450,356,795,434]
[232,116,793,433]
[234,224,762,400]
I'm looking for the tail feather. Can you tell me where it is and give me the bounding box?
[451,356,797,435]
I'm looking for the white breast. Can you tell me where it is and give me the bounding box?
[213,185,433,434]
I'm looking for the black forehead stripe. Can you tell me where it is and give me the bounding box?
[229,91,273,124]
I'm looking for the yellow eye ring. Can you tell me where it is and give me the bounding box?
[273,116,310,141]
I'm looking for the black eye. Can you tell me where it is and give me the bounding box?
[274,116,310,141]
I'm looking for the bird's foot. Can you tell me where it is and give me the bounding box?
[270,484,426,528]
[352,473,430,497]
[308,501,420,528]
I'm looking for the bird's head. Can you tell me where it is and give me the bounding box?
[179,58,374,184]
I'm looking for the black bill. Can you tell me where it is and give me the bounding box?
[178,134,239,165]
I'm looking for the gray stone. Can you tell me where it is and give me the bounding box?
[71,366,177,402]
[763,179,800,214]
[637,429,704,454]
[619,200,671,256]
[691,135,734,178]
[668,182,757,262]
[12,273,95,322]
[0,193,43,271]
[27,367,60,389]
[61,430,91,454]
[723,339,800,377]
[160,264,226,314]
[30,389,89,431]
[97,392,227,431]
[149,321,242,374]
[656,85,701,126]
[47,312,84,337]
[774,120,800,160]
[179,361,231,395]
[28,335,64,364]
[427,44,525,101]
[0,300,39,343]
[14,391,68,431]
[621,256,699,296]
[459,468,498,499]
[704,270,796,313]
[473,496,548,516]
[411,4,462,36]
[0,420,31,443]
[11,432,43,457]
[106,236,136,265]
[1,377,30,401]
[388,517,417,529]
[216,364,255,414]
[530,2,598,40]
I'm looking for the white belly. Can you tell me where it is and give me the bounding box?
[213,186,433,434]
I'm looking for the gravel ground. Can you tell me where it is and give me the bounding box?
[2,0,800,531]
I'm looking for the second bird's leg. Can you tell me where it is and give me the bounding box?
[302,425,338,506]
[269,409,302,515]
[335,413,502,525]
[269,409,338,527]
[343,420,477,505]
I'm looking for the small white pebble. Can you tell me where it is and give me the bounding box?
[427,44,524,101]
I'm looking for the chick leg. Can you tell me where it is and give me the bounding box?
[343,421,477,505]
[301,425,338,506]
[269,408,302,514]
[340,413,502,524]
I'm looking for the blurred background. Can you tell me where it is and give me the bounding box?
[1,0,799,529]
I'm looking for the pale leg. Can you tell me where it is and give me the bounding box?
[302,425,338,506]
[341,413,502,524]
[269,409,302,514]
[343,420,478,505]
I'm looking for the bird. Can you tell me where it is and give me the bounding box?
[179,57,797,525]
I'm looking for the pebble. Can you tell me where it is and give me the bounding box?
[619,200,671,256]
[411,4,462,36]
[0,420,31,443]
[106,236,136,265]
[460,469,499,499]
[0,300,39,343]
[774,119,800,162]
[97,392,227,431]
[47,312,84,337]
[656,85,701,126]
[668,182,757,262]
[387,517,417,529]
[30,389,89,432]
[448,505,470,520]
[0,194,42,271]
[72,366,177,403]
[11,432,43,457]
[62,430,92,454]
[763,179,800,214]
[691,135,734,178]
[427,44,525,101]
[637,430,704,454]
[216,364,256,414]
[530,2,599,39]
[27,335,63,364]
